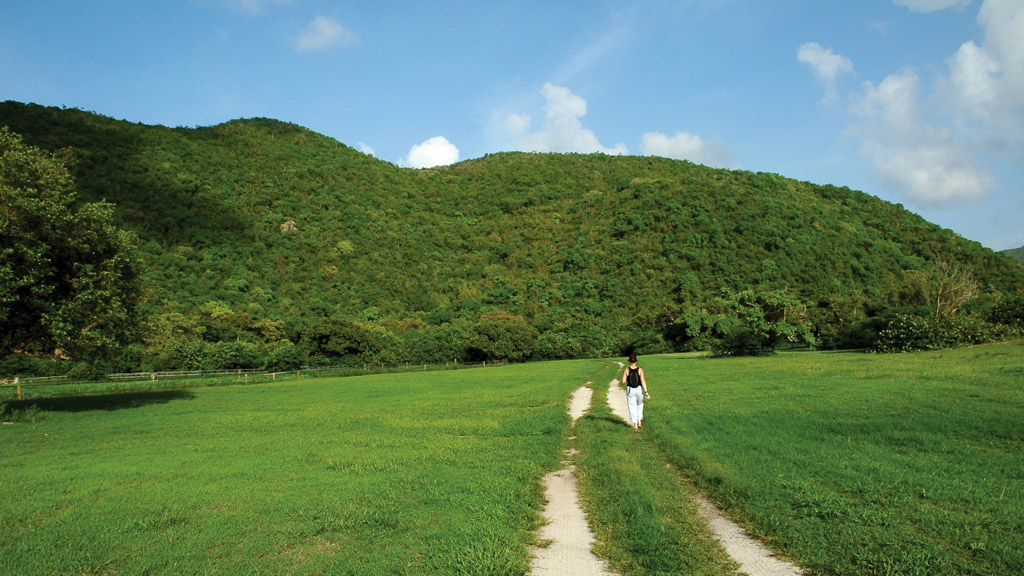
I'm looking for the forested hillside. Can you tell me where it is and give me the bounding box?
[2,101,1022,373]
[1004,246,1024,263]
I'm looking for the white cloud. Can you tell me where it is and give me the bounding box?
[970,0,1024,143]
[504,113,531,135]
[640,131,739,169]
[517,83,628,155]
[403,136,459,168]
[979,0,1024,75]
[852,71,993,205]
[836,0,1024,208]
[853,70,920,130]
[295,16,356,53]
[357,142,375,156]
[945,41,1000,121]
[798,42,854,103]
[863,137,994,205]
[893,0,972,13]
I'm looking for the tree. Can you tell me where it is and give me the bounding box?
[464,311,539,362]
[302,318,385,366]
[930,259,978,317]
[0,127,142,360]
[810,289,868,349]
[710,287,814,356]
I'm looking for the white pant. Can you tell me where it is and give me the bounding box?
[626,385,645,425]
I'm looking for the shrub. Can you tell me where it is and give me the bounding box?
[262,340,306,371]
[303,318,385,367]
[0,354,67,378]
[464,311,539,362]
[204,341,261,370]
[876,313,1011,353]
[402,326,467,364]
[152,339,209,371]
[990,295,1024,329]
[711,325,775,357]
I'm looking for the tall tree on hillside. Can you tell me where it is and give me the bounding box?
[0,127,142,360]
[710,287,815,356]
[930,259,978,317]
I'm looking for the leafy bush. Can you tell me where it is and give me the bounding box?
[623,330,673,356]
[152,338,209,371]
[65,361,112,381]
[711,325,775,357]
[303,318,386,367]
[876,313,1012,353]
[0,403,43,423]
[0,354,67,378]
[990,295,1024,329]
[402,326,467,364]
[205,341,261,370]
[464,311,539,362]
[262,340,306,371]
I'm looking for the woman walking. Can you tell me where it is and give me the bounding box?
[623,353,650,430]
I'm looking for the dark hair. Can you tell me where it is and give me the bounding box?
[628,353,638,364]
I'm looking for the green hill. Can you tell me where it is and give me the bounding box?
[2,101,1022,369]
[1003,246,1024,263]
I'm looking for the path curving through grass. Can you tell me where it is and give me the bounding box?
[605,375,804,576]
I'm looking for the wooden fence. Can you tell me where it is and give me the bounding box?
[0,360,506,401]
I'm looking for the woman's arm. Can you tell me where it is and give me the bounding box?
[639,368,650,396]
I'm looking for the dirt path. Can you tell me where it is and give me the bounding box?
[605,373,804,576]
[567,384,594,422]
[530,383,618,576]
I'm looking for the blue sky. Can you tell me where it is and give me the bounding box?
[2,0,1022,250]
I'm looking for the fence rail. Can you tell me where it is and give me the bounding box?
[108,369,264,381]
[0,360,507,401]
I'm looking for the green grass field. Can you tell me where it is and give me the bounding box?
[635,342,1024,575]
[1,360,598,575]
[2,343,1022,575]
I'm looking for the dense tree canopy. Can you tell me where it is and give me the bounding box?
[1003,246,1024,263]
[1,101,1021,372]
[0,126,142,361]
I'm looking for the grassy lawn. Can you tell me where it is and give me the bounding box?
[639,341,1024,576]
[3,343,1022,575]
[0,360,600,575]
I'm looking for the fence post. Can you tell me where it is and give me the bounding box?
[16,384,21,400]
